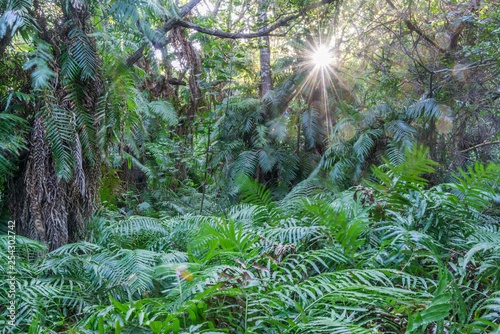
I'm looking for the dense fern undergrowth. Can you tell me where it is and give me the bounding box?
[1,149,500,333]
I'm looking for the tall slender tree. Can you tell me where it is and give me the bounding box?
[258,0,272,98]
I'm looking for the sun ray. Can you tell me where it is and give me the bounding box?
[293,39,340,141]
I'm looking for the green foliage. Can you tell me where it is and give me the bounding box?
[0,112,26,177]
[23,38,56,91]
[2,158,499,333]
[1,0,500,332]
[368,145,439,208]
[0,0,35,39]
[447,162,500,212]
[313,99,450,189]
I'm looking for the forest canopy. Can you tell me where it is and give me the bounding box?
[0,0,499,333]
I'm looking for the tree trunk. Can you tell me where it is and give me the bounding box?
[8,2,102,250]
[258,0,272,98]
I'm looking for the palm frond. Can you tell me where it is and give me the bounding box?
[0,0,36,40]
[0,112,27,176]
[302,107,323,150]
[406,98,441,120]
[41,103,76,181]
[23,38,56,90]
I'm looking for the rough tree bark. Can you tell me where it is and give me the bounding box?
[258,0,272,98]
[8,2,102,250]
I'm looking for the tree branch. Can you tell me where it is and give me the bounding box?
[404,20,446,52]
[126,0,202,67]
[384,0,446,53]
[177,0,335,38]
[176,15,296,39]
[449,21,465,50]
[460,140,500,153]
[125,0,336,66]
[211,0,223,17]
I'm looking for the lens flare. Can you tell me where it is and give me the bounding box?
[312,45,332,68]
[176,267,193,281]
[435,115,453,134]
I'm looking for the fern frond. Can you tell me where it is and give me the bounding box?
[447,162,499,212]
[148,100,178,126]
[100,215,170,249]
[258,146,277,173]
[231,150,259,180]
[280,178,329,209]
[288,316,373,334]
[265,220,325,246]
[471,291,500,332]
[370,145,438,195]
